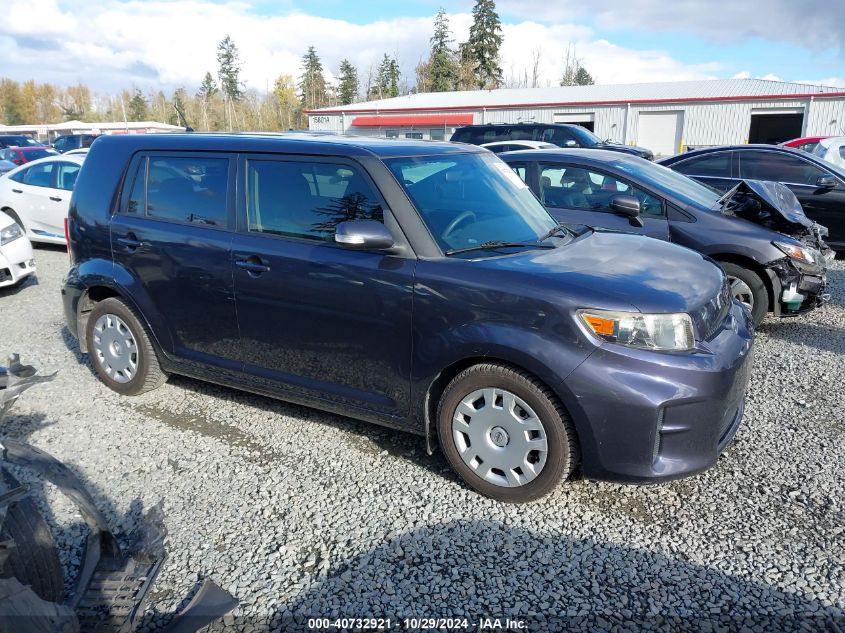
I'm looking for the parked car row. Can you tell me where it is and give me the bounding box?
[0,128,834,503]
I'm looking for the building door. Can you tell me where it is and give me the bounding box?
[748,111,803,144]
[553,113,595,132]
[637,111,684,157]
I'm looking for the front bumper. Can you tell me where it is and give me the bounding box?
[764,257,828,317]
[559,301,754,483]
[0,237,35,288]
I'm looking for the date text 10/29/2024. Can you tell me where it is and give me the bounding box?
[308,617,529,630]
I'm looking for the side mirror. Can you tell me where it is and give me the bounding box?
[335,219,394,251]
[563,140,578,148]
[816,174,836,189]
[609,194,644,227]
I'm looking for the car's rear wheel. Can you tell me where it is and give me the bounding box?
[719,262,767,326]
[437,363,578,503]
[85,297,166,395]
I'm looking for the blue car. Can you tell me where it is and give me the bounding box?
[62,134,753,502]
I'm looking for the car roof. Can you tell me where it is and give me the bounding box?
[499,147,646,165]
[90,132,485,159]
[658,144,812,164]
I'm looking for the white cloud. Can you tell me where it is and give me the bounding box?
[499,0,845,52]
[0,0,840,98]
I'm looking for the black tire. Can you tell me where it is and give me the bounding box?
[437,363,579,503]
[85,297,167,396]
[719,262,768,327]
[0,472,64,603]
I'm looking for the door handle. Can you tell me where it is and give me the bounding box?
[235,257,271,274]
[116,234,147,251]
[11,189,22,194]
[49,196,62,202]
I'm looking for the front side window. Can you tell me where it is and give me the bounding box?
[386,153,556,254]
[123,155,229,226]
[246,160,384,241]
[509,163,527,181]
[22,163,54,188]
[539,164,663,216]
[739,151,826,185]
[56,162,81,191]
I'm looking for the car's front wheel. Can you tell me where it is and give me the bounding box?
[85,297,167,395]
[719,262,768,326]
[437,363,578,503]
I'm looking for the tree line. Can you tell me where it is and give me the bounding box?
[0,0,594,131]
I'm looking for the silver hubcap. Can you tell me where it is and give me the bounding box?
[727,275,754,311]
[92,314,138,384]
[452,388,548,488]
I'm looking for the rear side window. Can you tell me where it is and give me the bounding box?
[55,162,81,190]
[22,163,54,188]
[673,152,732,177]
[738,151,825,185]
[246,160,384,242]
[123,155,229,227]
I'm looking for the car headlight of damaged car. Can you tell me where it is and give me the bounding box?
[578,309,695,351]
[0,223,23,245]
[772,241,822,266]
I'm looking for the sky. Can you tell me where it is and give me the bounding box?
[1,0,843,96]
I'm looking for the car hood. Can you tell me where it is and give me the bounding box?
[475,229,728,335]
[596,142,653,159]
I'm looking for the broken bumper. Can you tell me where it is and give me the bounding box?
[765,257,829,317]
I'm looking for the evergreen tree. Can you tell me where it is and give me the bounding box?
[371,54,400,99]
[172,87,190,127]
[337,59,359,105]
[217,35,243,102]
[429,9,457,92]
[560,45,595,86]
[197,72,218,101]
[128,89,147,121]
[298,46,328,110]
[467,0,503,89]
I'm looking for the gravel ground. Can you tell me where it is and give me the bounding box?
[1,245,844,632]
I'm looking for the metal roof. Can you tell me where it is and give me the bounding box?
[310,79,845,114]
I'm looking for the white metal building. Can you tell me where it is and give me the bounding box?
[0,120,185,143]
[306,79,845,156]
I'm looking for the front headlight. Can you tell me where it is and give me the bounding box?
[773,241,820,266]
[578,309,695,351]
[0,222,23,246]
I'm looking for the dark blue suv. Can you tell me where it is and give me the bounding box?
[62,134,753,502]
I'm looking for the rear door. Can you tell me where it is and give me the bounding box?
[670,151,737,192]
[737,150,845,247]
[110,152,240,369]
[535,162,669,239]
[229,154,414,417]
[11,162,58,239]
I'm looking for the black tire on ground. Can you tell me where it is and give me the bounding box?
[436,363,579,503]
[85,296,167,396]
[719,262,768,327]
[0,472,64,603]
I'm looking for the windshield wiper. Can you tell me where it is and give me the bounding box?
[538,223,572,242]
[444,240,554,256]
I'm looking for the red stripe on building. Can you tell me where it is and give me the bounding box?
[350,114,474,127]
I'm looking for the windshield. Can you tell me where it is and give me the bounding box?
[386,153,558,255]
[611,158,722,208]
[2,136,41,147]
[571,126,603,147]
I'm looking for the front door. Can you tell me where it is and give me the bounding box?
[536,162,669,239]
[737,149,845,248]
[230,155,414,417]
[14,161,59,240]
[110,152,240,369]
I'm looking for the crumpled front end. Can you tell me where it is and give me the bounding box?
[764,256,829,317]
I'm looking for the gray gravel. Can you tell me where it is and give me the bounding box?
[1,245,843,632]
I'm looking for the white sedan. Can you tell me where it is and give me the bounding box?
[0,154,85,244]
[480,140,559,154]
[0,211,36,288]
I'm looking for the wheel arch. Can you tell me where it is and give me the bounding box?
[75,284,166,355]
[710,252,774,312]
